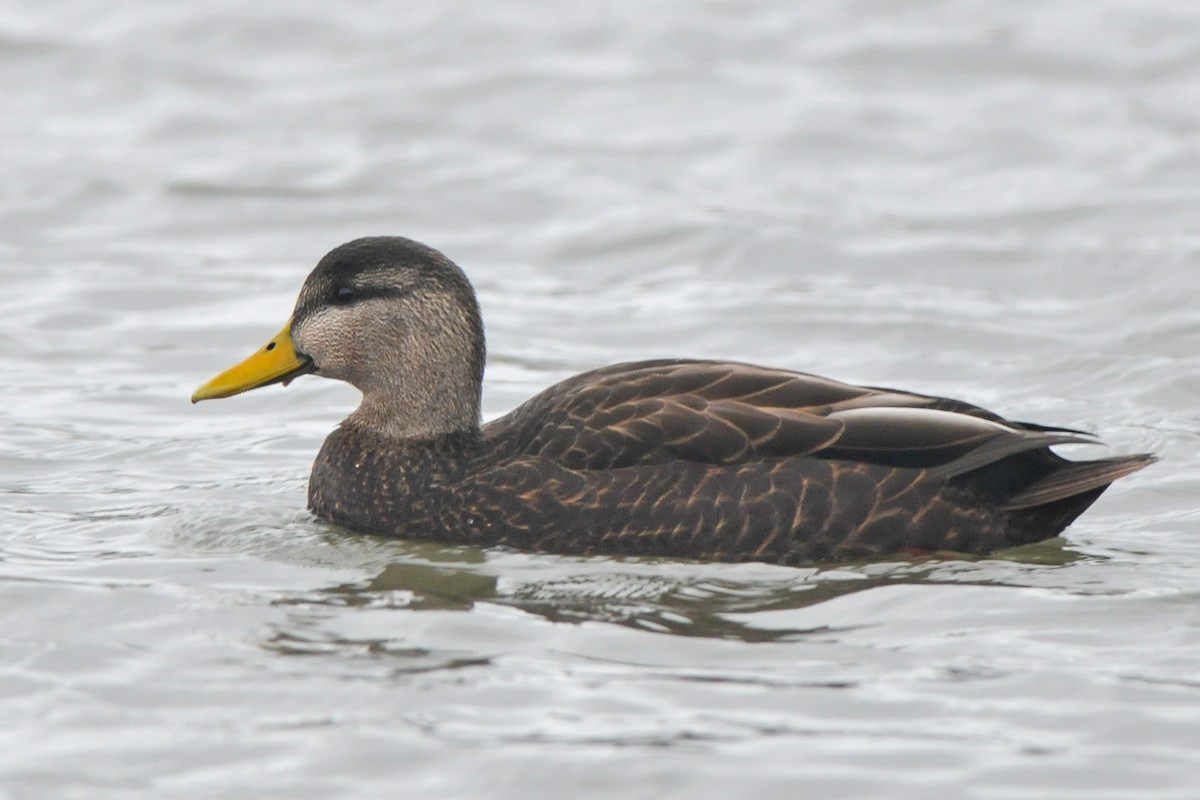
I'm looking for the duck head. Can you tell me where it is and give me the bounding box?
[191,236,485,439]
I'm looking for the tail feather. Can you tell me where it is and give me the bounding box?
[1000,453,1155,510]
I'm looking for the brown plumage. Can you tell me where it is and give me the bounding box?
[194,236,1154,566]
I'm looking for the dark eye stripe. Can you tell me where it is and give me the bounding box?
[332,286,410,305]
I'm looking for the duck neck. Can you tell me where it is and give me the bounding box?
[349,371,482,441]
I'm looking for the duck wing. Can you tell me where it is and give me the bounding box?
[482,359,1093,476]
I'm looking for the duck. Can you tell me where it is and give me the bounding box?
[191,236,1153,565]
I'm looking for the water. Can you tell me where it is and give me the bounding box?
[1,1,1197,797]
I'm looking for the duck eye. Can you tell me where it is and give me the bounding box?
[335,287,354,303]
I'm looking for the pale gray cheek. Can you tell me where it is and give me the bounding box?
[294,308,353,377]
[294,303,402,387]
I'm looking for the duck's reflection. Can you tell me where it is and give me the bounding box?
[270,535,1086,646]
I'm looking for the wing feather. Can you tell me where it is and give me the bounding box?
[482,359,1085,476]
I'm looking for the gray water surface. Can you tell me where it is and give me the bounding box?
[2,2,1197,798]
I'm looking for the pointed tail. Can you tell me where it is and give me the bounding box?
[1000,453,1155,510]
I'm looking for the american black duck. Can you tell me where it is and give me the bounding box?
[192,236,1153,565]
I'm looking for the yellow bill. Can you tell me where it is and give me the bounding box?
[191,320,313,403]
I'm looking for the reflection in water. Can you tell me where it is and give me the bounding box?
[268,535,1087,646]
